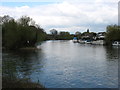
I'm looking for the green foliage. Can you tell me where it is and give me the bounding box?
[47,31,73,40]
[105,25,120,44]
[36,28,47,42]
[57,31,73,40]
[18,16,32,26]
[2,15,47,49]
[59,31,70,35]
[2,19,21,49]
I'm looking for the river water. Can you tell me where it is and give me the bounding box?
[2,40,120,88]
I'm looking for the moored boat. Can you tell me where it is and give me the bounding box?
[112,41,120,46]
[73,37,78,43]
[92,40,105,45]
[85,40,92,44]
[78,40,86,44]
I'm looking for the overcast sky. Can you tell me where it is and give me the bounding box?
[0,0,119,34]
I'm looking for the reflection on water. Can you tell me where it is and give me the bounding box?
[3,49,45,79]
[2,40,119,88]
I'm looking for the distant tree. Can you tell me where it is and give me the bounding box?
[75,31,81,39]
[75,31,81,35]
[59,31,70,35]
[57,31,72,40]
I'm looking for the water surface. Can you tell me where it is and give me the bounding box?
[3,40,119,88]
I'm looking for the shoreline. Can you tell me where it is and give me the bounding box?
[2,46,40,51]
[19,47,38,50]
[2,77,45,88]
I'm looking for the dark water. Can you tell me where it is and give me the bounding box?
[2,40,120,88]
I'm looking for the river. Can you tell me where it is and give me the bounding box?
[2,40,120,88]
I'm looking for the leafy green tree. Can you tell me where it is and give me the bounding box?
[2,15,47,49]
[1,15,13,24]
[57,31,73,40]
[2,19,21,49]
[18,16,32,26]
[105,25,120,44]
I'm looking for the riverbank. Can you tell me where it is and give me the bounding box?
[19,47,38,50]
[2,77,45,88]
[2,46,40,51]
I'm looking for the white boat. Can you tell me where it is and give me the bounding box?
[112,41,120,46]
[73,37,78,43]
[92,40,105,45]
[78,40,86,44]
[85,40,92,44]
[73,39,78,43]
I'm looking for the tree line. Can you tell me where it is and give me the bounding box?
[47,30,74,40]
[1,15,47,50]
[1,15,120,50]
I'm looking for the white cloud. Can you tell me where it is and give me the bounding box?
[0,1,118,33]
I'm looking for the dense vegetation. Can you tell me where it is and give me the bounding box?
[105,25,120,45]
[2,15,47,50]
[57,31,74,40]
[47,31,74,40]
